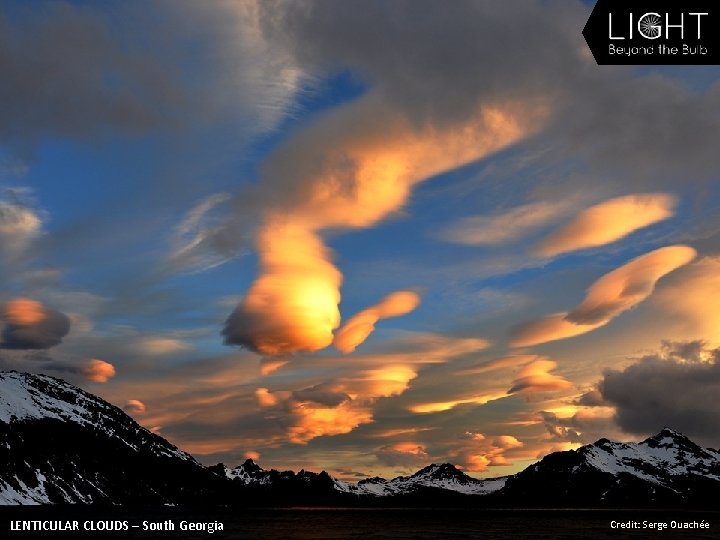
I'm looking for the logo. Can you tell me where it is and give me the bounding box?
[583,0,719,65]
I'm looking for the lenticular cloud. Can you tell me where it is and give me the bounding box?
[223,98,543,355]
[512,245,696,347]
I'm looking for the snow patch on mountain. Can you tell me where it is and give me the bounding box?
[0,474,49,505]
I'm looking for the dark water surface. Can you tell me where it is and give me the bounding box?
[3,507,719,539]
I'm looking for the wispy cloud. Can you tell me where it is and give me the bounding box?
[165,193,237,274]
[440,200,572,246]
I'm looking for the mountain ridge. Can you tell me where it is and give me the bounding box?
[0,370,224,505]
[1,371,719,507]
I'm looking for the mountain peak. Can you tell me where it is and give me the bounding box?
[412,462,466,480]
[221,458,266,482]
[642,428,694,449]
[241,458,262,472]
[358,476,387,485]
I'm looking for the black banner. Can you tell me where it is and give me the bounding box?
[583,0,720,65]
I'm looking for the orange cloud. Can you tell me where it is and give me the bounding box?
[123,399,146,414]
[350,365,418,398]
[287,400,373,444]
[81,358,116,383]
[260,358,289,376]
[383,442,428,455]
[370,427,437,439]
[511,314,602,348]
[409,392,507,414]
[495,435,524,448]
[224,96,545,355]
[4,298,45,325]
[567,245,697,325]
[464,454,492,471]
[109,332,478,454]
[255,387,279,407]
[225,224,342,355]
[269,363,420,444]
[512,245,697,347]
[244,450,261,461]
[334,290,420,353]
[287,364,419,443]
[403,354,547,417]
[407,355,541,415]
[1,298,71,350]
[535,193,676,257]
[654,256,720,341]
[376,442,429,467]
[137,337,190,355]
[507,359,572,395]
[449,432,524,472]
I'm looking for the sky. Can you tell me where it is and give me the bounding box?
[1,0,720,481]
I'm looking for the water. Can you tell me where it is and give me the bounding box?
[2,507,718,539]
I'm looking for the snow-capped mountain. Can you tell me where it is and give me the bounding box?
[502,428,720,506]
[582,429,720,485]
[210,459,358,505]
[214,433,720,505]
[353,463,506,496]
[212,459,505,498]
[2,371,719,507]
[0,371,222,504]
[211,459,337,489]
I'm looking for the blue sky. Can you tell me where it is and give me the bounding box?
[1,0,720,480]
